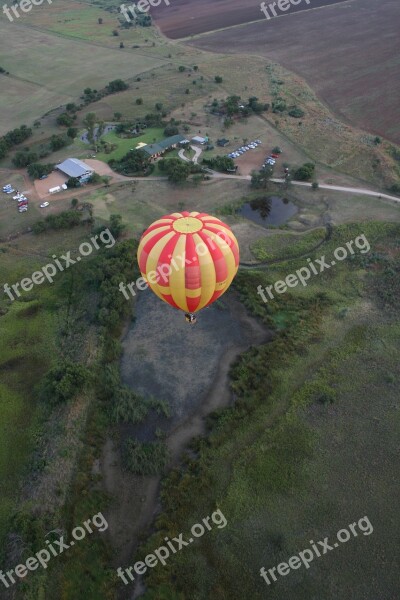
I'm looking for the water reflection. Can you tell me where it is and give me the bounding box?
[240,196,298,227]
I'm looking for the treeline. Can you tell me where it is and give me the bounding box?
[202,155,235,172]
[80,78,129,106]
[32,210,84,234]
[0,124,32,160]
[27,162,55,179]
[109,148,154,176]
[210,95,269,117]
[12,134,70,168]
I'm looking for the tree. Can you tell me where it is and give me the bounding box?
[98,17,103,24]
[12,151,38,168]
[67,127,78,139]
[39,361,90,406]
[67,177,81,188]
[57,113,74,126]
[294,163,315,181]
[71,198,79,209]
[111,149,151,176]
[114,112,122,121]
[178,66,185,72]
[136,98,143,105]
[272,98,287,113]
[109,214,125,239]
[50,134,68,151]
[251,166,273,189]
[215,76,223,83]
[159,158,191,183]
[27,162,54,179]
[288,106,305,118]
[164,124,179,136]
[89,172,102,184]
[312,181,319,190]
[202,155,235,173]
[107,79,129,93]
[83,112,97,145]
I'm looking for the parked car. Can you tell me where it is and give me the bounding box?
[39,175,48,180]
[39,202,49,208]
[6,189,15,194]
[18,207,28,213]
[271,153,280,159]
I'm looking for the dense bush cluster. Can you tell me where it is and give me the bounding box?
[0,125,32,159]
[32,210,83,234]
[202,155,235,172]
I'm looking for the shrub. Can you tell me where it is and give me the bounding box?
[288,106,305,118]
[124,439,169,475]
[39,361,90,405]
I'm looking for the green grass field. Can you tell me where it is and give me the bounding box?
[95,127,164,161]
[0,249,58,548]
[136,221,400,600]
[0,19,167,134]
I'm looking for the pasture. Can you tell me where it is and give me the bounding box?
[0,19,167,134]
[139,221,400,600]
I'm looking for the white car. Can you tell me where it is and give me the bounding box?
[18,207,28,213]
[6,189,15,194]
[40,202,49,208]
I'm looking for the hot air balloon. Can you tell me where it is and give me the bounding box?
[137,211,240,324]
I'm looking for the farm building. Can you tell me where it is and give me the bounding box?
[142,134,189,159]
[56,158,94,182]
[191,135,207,145]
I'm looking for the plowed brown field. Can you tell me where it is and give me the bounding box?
[152,0,348,38]
[153,0,400,144]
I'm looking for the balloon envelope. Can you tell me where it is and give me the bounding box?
[137,211,240,313]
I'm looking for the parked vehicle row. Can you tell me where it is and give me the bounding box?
[3,183,51,212]
[3,184,29,212]
[264,148,283,168]
[227,140,262,159]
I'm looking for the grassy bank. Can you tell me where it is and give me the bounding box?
[134,221,400,600]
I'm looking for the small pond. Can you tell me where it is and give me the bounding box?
[240,196,298,227]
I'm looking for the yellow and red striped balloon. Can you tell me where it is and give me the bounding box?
[137,211,240,314]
